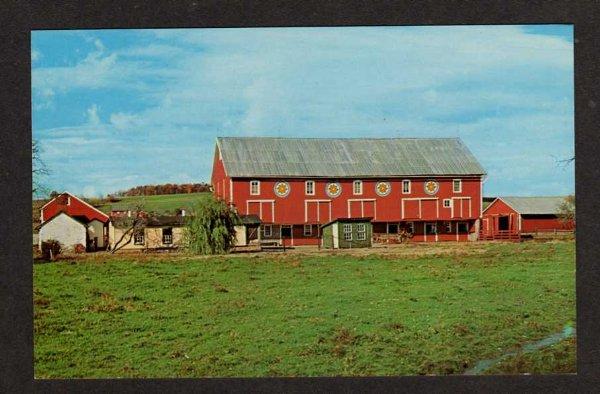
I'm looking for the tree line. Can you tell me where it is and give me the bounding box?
[112,183,212,197]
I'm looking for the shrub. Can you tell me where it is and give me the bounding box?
[41,239,62,260]
[74,243,86,253]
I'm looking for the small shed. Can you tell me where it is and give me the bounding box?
[321,217,373,249]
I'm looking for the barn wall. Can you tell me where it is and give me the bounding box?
[230,176,482,226]
[521,215,574,232]
[39,213,86,251]
[481,199,520,234]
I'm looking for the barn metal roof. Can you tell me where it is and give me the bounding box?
[499,196,567,215]
[217,137,486,178]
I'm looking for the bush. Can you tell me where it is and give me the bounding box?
[41,239,62,260]
[74,243,86,253]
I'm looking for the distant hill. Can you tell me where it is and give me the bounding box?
[95,192,212,215]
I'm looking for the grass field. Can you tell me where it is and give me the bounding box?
[33,240,575,378]
[95,192,211,215]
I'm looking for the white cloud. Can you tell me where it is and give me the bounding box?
[86,104,100,125]
[110,112,141,130]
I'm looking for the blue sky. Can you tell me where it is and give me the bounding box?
[32,25,574,198]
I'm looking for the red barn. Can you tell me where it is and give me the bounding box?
[481,196,574,239]
[211,137,486,245]
[39,192,110,250]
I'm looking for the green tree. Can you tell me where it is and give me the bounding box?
[557,195,575,226]
[184,197,240,254]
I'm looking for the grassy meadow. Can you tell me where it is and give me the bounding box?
[95,192,211,215]
[34,240,575,378]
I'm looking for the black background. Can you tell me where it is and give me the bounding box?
[1,1,599,392]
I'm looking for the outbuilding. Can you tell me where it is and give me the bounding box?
[481,196,573,239]
[38,212,105,251]
[321,217,373,249]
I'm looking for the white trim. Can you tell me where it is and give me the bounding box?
[305,180,315,196]
[347,198,376,219]
[402,179,411,194]
[342,223,353,241]
[353,180,363,195]
[229,179,233,203]
[246,199,275,222]
[303,224,312,236]
[443,199,452,208]
[250,180,261,195]
[401,197,438,219]
[424,222,438,242]
[304,199,332,223]
[453,178,462,193]
[451,197,472,218]
[263,224,272,237]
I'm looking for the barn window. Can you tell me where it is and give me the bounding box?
[425,223,437,235]
[402,180,411,194]
[353,180,363,195]
[134,229,145,245]
[445,222,452,233]
[303,224,312,236]
[343,223,353,240]
[453,179,462,193]
[162,227,173,244]
[305,180,315,195]
[406,221,415,234]
[263,224,272,237]
[357,223,366,240]
[458,222,469,233]
[443,199,452,208]
[250,180,260,195]
[387,223,399,234]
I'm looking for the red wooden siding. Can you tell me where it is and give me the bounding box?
[41,192,109,224]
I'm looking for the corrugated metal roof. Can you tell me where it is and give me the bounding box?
[500,196,567,215]
[217,137,486,178]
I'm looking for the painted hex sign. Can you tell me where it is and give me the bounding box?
[424,180,439,195]
[326,182,342,198]
[375,181,391,197]
[274,181,290,197]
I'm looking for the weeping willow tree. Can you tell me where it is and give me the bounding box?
[184,196,241,254]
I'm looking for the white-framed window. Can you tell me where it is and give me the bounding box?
[134,230,145,245]
[443,199,452,208]
[250,180,260,195]
[162,227,173,244]
[425,223,437,235]
[357,223,366,240]
[402,180,411,194]
[406,221,415,234]
[458,222,469,233]
[303,224,312,236]
[343,223,353,241]
[445,221,452,233]
[353,180,363,195]
[453,179,462,193]
[263,224,272,237]
[305,180,315,195]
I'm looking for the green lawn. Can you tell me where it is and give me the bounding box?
[96,192,211,215]
[34,240,575,377]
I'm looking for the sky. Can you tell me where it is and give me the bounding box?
[31,25,574,198]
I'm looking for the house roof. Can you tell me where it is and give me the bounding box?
[112,215,187,228]
[320,217,373,228]
[498,196,567,215]
[216,137,486,178]
[240,214,261,225]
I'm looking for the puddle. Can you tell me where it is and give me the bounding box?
[464,324,576,375]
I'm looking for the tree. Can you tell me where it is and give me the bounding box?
[183,197,240,255]
[557,194,575,226]
[110,202,146,253]
[33,139,49,197]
